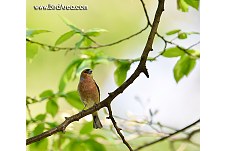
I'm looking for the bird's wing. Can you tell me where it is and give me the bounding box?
[95,81,100,101]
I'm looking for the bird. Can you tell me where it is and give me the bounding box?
[77,69,103,129]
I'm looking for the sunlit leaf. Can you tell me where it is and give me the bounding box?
[82,50,97,57]
[76,59,92,76]
[26,29,50,38]
[39,90,54,99]
[83,37,92,47]
[177,0,189,12]
[33,123,45,136]
[55,30,76,46]
[187,49,200,58]
[86,28,107,37]
[45,122,58,128]
[178,32,188,39]
[26,42,39,61]
[59,59,83,92]
[63,140,87,151]
[174,55,196,83]
[80,122,93,134]
[46,99,59,117]
[162,47,184,58]
[91,57,109,69]
[26,120,31,126]
[52,134,67,150]
[166,29,181,35]
[185,0,200,10]
[59,16,81,33]
[114,60,131,86]
[29,139,48,151]
[187,31,200,35]
[68,24,82,33]
[85,139,106,151]
[65,91,84,109]
[35,114,46,121]
[75,37,85,49]
[89,134,107,140]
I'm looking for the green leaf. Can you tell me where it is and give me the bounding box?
[64,140,87,151]
[162,47,184,58]
[187,49,200,58]
[86,28,107,37]
[35,114,46,121]
[187,31,200,35]
[85,139,106,151]
[26,42,39,61]
[64,91,84,109]
[89,134,107,140]
[76,59,92,76]
[33,123,45,136]
[82,50,97,57]
[80,122,93,134]
[75,37,85,49]
[55,30,76,46]
[26,120,31,126]
[91,57,109,69]
[185,0,199,10]
[114,60,131,86]
[52,134,67,150]
[68,24,82,33]
[178,32,188,39]
[59,59,83,92]
[39,90,54,99]
[177,0,189,12]
[83,37,92,47]
[29,139,48,151]
[46,99,59,117]
[45,122,58,128]
[59,16,82,33]
[174,55,196,83]
[26,29,50,38]
[166,29,181,35]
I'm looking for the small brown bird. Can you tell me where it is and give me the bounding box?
[77,69,103,129]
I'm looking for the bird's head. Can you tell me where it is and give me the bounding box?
[80,69,93,80]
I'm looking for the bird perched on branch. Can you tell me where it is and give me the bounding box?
[77,69,103,129]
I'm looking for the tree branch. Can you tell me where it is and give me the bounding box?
[134,119,200,151]
[26,0,155,52]
[156,33,200,59]
[107,105,133,151]
[140,0,152,26]
[26,24,149,51]
[26,0,166,149]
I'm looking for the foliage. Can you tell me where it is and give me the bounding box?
[114,60,131,86]
[177,0,199,12]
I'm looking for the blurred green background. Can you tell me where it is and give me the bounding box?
[26,0,200,150]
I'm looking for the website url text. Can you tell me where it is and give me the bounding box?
[33,4,88,11]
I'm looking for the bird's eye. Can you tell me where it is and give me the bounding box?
[84,69,92,74]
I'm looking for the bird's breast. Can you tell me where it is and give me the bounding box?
[78,78,99,104]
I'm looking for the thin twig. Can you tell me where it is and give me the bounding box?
[26,104,35,122]
[134,119,200,151]
[26,1,153,52]
[156,33,200,58]
[140,0,152,26]
[107,105,133,151]
[26,24,149,51]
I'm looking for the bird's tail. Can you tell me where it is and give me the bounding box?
[92,112,103,129]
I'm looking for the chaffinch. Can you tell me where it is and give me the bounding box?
[77,69,103,129]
